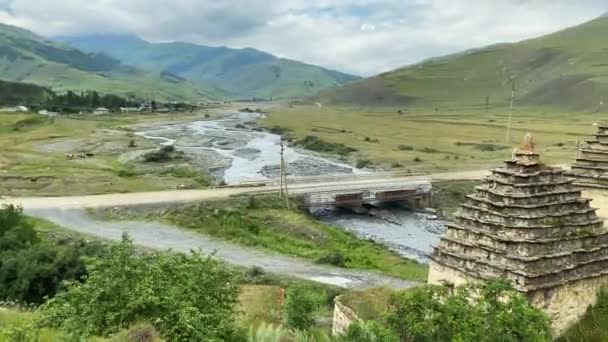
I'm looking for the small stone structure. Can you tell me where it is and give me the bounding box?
[568,123,608,217]
[428,134,608,336]
[331,296,360,336]
[569,123,608,189]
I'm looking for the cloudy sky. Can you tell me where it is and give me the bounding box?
[0,0,606,76]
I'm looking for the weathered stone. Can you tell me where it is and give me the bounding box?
[429,135,608,336]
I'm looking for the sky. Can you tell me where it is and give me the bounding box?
[0,0,606,76]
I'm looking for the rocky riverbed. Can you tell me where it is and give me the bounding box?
[133,110,444,262]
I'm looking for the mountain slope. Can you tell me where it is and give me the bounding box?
[56,34,360,99]
[321,16,608,111]
[0,80,53,105]
[0,24,220,101]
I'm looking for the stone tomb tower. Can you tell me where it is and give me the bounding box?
[568,123,608,218]
[428,135,608,335]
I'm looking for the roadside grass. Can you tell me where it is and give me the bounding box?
[98,196,429,281]
[261,105,593,173]
[0,111,215,196]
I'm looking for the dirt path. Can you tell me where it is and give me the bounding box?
[26,208,417,290]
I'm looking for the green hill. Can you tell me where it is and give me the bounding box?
[321,16,608,112]
[0,24,221,101]
[0,80,53,105]
[56,34,360,99]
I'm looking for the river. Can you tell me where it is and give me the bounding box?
[135,111,444,262]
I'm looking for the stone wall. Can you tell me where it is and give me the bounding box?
[331,296,360,336]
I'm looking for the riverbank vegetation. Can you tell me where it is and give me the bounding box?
[0,110,217,196]
[262,105,591,173]
[98,195,428,281]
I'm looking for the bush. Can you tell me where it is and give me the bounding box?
[39,236,240,341]
[397,145,414,151]
[284,285,322,330]
[295,136,357,156]
[143,145,177,163]
[356,160,373,169]
[385,281,551,341]
[418,147,439,153]
[0,205,107,305]
[340,320,399,342]
[413,157,422,162]
[316,251,346,267]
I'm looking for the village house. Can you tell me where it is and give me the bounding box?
[93,107,110,115]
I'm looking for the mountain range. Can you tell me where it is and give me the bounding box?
[55,34,360,99]
[0,23,219,101]
[320,16,608,112]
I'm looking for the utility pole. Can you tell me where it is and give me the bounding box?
[506,81,516,144]
[279,141,290,208]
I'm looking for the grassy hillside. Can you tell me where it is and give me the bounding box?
[321,16,608,111]
[57,34,360,99]
[0,24,221,101]
[0,80,53,105]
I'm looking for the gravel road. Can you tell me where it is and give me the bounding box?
[26,208,418,290]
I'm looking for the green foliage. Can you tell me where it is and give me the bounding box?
[12,116,49,132]
[0,205,107,305]
[0,80,53,105]
[355,160,373,169]
[143,145,180,163]
[316,251,346,267]
[560,289,608,342]
[385,281,551,342]
[39,236,240,341]
[340,320,399,342]
[295,136,357,156]
[284,285,323,331]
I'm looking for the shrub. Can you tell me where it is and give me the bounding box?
[356,160,373,169]
[340,320,399,342]
[284,285,322,330]
[413,157,422,162]
[385,281,551,342]
[316,251,346,267]
[39,236,240,341]
[295,136,357,156]
[418,147,439,153]
[397,145,414,151]
[143,147,174,163]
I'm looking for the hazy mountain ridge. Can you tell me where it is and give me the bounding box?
[57,34,360,99]
[0,24,221,101]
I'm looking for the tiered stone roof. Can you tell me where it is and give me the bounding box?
[431,135,608,292]
[569,123,608,189]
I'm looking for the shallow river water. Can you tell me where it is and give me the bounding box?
[135,111,444,262]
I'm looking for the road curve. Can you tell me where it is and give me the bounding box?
[26,208,417,290]
[0,170,495,289]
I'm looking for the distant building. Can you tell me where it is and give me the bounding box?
[0,105,29,113]
[120,107,140,113]
[155,107,170,113]
[38,109,58,117]
[93,107,110,115]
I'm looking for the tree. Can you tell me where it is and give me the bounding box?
[39,236,240,341]
[385,281,551,342]
[283,285,322,330]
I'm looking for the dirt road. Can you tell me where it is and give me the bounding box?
[26,208,417,290]
[0,169,500,289]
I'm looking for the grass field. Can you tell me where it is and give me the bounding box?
[263,105,597,173]
[0,110,221,196]
[98,196,428,281]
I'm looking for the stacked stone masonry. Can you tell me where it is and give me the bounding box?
[570,124,608,189]
[429,138,608,336]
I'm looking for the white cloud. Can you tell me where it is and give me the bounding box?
[0,0,605,76]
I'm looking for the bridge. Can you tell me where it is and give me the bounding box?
[238,172,432,209]
[2,172,436,210]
